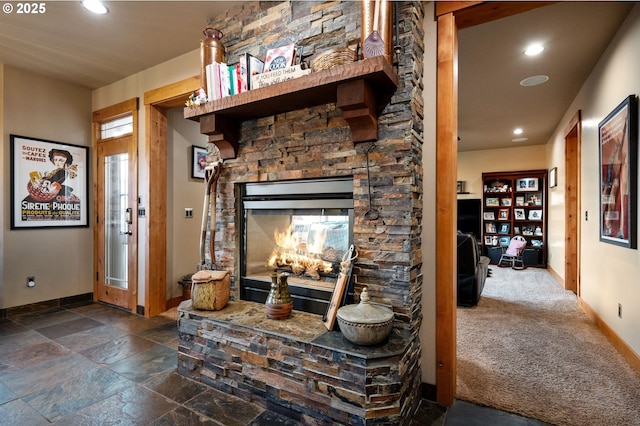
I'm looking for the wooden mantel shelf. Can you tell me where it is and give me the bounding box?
[184,56,399,159]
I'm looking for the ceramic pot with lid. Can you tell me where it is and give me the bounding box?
[336,287,394,346]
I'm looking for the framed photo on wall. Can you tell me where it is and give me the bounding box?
[192,145,207,179]
[599,95,638,248]
[10,135,89,229]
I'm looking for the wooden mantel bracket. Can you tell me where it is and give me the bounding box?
[184,57,398,159]
[199,114,239,160]
[336,79,377,143]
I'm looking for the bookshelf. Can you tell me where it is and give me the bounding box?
[481,170,548,267]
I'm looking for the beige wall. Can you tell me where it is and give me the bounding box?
[546,4,640,356]
[457,145,548,200]
[1,65,93,308]
[166,108,207,299]
[420,0,437,384]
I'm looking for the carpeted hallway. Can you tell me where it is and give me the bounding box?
[457,266,640,426]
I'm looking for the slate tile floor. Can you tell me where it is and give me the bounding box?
[0,302,546,425]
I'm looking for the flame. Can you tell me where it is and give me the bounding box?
[268,223,333,279]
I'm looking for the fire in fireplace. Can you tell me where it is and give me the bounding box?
[239,178,354,315]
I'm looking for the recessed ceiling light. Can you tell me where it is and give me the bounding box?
[520,75,549,87]
[513,128,524,135]
[82,0,108,14]
[512,137,529,143]
[524,43,544,56]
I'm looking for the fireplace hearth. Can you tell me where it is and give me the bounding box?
[240,178,354,315]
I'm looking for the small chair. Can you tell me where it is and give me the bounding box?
[498,236,527,269]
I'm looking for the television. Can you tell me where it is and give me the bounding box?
[457,198,481,238]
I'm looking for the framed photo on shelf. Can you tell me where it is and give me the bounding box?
[516,177,539,191]
[514,226,521,235]
[499,223,510,234]
[514,208,526,220]
[501,198,512,206]
[483,211,495,220]
[599,95,638,248]
[485,222,496,234]
[499,236,511,247]
[10,134,89,229]
[515,196,525,206]
[457,181,465,193]
[528,209,543,221]
[191,145,207,179]
[498,209,509,220]
[486,197,499,207]
[484,236,492,245]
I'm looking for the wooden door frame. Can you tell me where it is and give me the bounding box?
[92,98,139,313]
[564,111,581,294]
[143,76,200,317]
[434,1,552,405]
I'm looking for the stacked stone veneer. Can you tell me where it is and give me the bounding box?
[179,1,425,424]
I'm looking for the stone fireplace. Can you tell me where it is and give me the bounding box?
[177,1,425,424]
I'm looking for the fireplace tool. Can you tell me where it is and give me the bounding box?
[364,143,379,220]
[198,161,222,271]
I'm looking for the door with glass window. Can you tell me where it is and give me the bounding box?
[96,135,136,309]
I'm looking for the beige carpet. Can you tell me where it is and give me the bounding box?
[457,267,640,426]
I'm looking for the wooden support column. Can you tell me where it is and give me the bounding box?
[436,11,458,406]
[336,79,378,142]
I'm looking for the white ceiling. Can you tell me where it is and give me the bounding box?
[0,1,244,89]
[0,1,635,152]
[458,1,634,151]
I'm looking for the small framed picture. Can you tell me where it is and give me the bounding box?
[499,223,510,234]
[528,209,543,221]
[549,167,557,188]
[514,208,526,220]
[515,196,525,206]
[516,178,539,192]
[501,198,512,206]
[484,236,492,245]
[498,209,509,220]
[191,145,207,179]
[514,226,521,235]
[486,197,499,207]
[485,222,496,234]
[499,236,511,247]
[483,211,495,220]
[457,181,465,193]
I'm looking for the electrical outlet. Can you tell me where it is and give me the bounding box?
[185,208,193,218]
[27,276,36,288]
[618,303,622,318]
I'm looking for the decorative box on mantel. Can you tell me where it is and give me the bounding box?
[183,56,398,159]
[177,300,416,425]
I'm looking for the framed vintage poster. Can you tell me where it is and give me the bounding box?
[599,95,638,248]
[10,135,89,229]
[192,145,207,179]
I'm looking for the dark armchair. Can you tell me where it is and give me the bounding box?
[457,232,490,307]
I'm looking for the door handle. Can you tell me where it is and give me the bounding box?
[120,229,133,235]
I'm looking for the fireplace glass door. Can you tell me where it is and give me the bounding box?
[241,179,353,315]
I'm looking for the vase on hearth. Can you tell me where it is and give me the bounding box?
[265,272,293,320]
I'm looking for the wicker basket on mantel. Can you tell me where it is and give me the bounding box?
[311,47,357,72]
[191,270,230,311]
